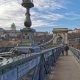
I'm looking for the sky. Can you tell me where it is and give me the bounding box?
[0,0,80,32]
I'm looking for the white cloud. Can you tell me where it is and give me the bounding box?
[31,19,58,28]
[41,13,64,21]
[64,12,80,20]
[0,0,25,28]
[0,0,69,30]
[31,9,64,24]
[33,0,67,11]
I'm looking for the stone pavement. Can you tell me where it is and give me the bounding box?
[46,50,80,80]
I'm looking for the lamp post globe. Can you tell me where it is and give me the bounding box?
[22,0,34,28]
[22,0,34,8]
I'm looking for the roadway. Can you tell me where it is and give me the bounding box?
[46,50,80,80]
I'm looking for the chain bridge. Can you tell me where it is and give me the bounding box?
[0,0,80,80]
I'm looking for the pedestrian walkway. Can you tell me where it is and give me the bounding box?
[46,50,80,80]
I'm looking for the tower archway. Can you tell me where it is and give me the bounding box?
[57,36,63,44]
[52,28,69,45]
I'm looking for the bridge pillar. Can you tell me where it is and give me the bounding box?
[64,33,68,44]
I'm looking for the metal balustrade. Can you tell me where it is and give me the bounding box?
[0,46,62,80]
[70,47,80,59]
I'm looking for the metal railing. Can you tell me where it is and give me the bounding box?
[0,46,62,80]
[70,47,80,59]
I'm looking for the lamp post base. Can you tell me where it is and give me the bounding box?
[17,28,41,53]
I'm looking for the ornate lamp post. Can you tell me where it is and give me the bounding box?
[20,0,41,52]
[22,0,34,27]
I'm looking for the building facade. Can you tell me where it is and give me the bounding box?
[0,23,52,46]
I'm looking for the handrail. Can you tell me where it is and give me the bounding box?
[70,47,80,59]
[0,46,62,80]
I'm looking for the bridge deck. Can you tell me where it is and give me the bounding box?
[46,50,80,80]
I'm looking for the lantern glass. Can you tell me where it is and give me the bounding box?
[22,0,34,8]
[22,0,33,3]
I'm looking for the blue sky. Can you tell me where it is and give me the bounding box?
[0,0,80,32]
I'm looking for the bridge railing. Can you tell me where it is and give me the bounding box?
[70,47,80,59]
[0,47,13,53]
[0,53,37,66]
[0,46,62,80]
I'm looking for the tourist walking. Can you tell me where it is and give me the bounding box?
[64,44,69,56]
[61,46,64,56]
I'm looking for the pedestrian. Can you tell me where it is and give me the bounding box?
[61,46,64,56]
[64,44,69,56]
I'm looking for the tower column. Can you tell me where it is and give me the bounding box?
[64,33,68,44]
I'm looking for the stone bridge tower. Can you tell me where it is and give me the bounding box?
[52,28,69,45]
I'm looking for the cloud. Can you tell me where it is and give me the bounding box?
[0,0,25,28]
[64,12,80,20]
[41,13,64,21]
[31,12,64,21]
[33,0,67,11]
[32,19,58,28]
[0,0,69,30]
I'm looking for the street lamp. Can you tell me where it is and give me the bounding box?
[22,0,34,8]
[22,0,34,27]
[20,0,41,52]
[20,0,35,46]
